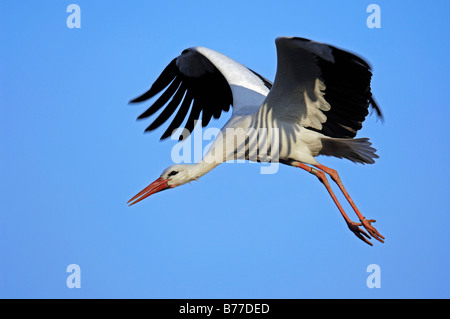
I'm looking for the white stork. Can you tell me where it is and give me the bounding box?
[128,36,384,246]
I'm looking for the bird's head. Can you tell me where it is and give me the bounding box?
[127,164,201,206]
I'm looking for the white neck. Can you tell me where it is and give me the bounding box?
[171,160,220,185]
[191,160,219,180]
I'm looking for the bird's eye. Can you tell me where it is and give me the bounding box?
[168,171,179,177]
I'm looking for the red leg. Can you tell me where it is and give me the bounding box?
[314,164,384,243]
[296,163,374,245]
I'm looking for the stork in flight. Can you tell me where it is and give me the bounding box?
[128,36,384,246]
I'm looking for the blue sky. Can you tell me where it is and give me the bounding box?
[1,0,449,298]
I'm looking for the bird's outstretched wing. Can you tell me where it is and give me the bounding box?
[130,47,271,141]
[265,37,382,138]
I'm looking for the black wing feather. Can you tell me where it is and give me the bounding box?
[130,59,178,103]
[130,49,233,140]
[183,99,203,140]
[137,76,182,119]
[144,82,187,132]
[161,90,194,140]
[295,38,382,138]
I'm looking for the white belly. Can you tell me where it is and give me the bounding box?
[202,113,324,166]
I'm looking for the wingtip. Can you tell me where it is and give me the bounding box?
[129,95,147,104]
[370,97,384,123]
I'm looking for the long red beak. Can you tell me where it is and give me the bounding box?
[127,177,171,206]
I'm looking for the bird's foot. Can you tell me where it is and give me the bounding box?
[347,221,374,246]
[361,218,385,243]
